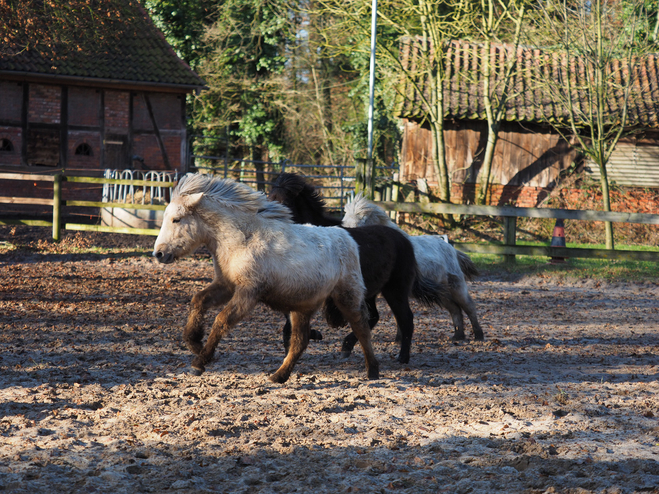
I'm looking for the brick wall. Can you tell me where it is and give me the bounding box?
[28,84,60,124]
[68,87,100,127]
[104,90,129,131]
[547,186,659,214]
[428,182,659,213]
[133,133,182,170]
[0,81,22,121]
[0,127,22,166]
[451,183,551,207]
[67,131,101,171]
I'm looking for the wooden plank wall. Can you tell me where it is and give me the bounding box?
[400,119,578,188]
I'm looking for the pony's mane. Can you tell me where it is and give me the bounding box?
[271,172,329,211]
[174,173,292,222]
[345,193,396,227]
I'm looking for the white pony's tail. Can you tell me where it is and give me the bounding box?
[411,269,451,307]
[456,250,479,281]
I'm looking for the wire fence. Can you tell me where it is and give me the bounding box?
[188,135,397,212]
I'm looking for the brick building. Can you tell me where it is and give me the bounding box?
[0,0,205,216]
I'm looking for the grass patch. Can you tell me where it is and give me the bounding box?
[472,252,659,283]
[514,240,659,252]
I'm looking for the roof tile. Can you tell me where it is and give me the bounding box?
[0,0,205,89]
[397,38,659,129]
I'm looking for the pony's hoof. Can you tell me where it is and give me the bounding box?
[451,333,466,341]
[397,353,410,364]
[268,372,289,384]
[367,367,380,380]
[190,366,204,376]
[341,350,352,359]
[309,329,323,341]
[474,333,485,341]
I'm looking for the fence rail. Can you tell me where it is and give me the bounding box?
[375,199,659,263]
[0,172,170,240]
[2,172,659,264]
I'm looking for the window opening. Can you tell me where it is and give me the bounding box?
[0,138,14,152]
[75,143,93,156]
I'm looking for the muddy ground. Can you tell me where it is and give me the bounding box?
[1,228,659,493]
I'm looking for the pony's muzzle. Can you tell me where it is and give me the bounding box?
[153,249,174,264]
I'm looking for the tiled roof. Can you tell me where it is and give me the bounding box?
[396,38,659,129]
[0,0,205,90]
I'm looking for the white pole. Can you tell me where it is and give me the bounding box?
[366,0,378,199]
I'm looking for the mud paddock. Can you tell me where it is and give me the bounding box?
[1,252,659,493]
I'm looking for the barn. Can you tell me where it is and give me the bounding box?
[396,39,659,208]
[0,0,205,217]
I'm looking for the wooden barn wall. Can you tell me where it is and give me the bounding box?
[400,119,578,189]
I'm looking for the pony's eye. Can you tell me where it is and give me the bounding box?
[172,218,181,224]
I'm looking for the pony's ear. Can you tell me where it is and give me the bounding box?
[183,192,204,210]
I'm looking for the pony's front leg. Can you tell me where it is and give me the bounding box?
[335,297,379,380]
[190,289,256,375]
[270,311,312,384]
[184,282,234,355]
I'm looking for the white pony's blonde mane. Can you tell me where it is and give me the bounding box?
[344,193,398,228]
[174,173,292,222]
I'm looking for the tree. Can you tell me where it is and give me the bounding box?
[142,0,215,70]
[530,0,655,249]
[313,0,472,205]
[472,0,527,205]
[193,0,290,189]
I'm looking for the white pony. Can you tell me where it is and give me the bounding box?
[342,194,484,341]
[153,174,379,383]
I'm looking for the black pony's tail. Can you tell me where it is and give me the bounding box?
[323,297,349,328]
[411,269,451,308]
[456,250,479,281]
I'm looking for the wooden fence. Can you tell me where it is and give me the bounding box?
[2,172,659,263]
[373,178,659,262]
[0,173,170,241]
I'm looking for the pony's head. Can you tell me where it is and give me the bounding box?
[268,173,330,224]
[342,193,394,228]
[153,174,207,264]
[154,174,291,263]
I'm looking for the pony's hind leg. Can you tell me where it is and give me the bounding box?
[451,283,484,341]
[448,302,467,341]
[381,288,415,364]
[282,314,322,354]
[190,289,257,375]
[184,282,233,355]
[459,293,484,341]
[271,311,312,383]
[341,297,378,358]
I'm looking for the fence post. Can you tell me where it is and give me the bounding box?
[52,173,62,241]
[503,215,517,264]
[390,172,400,221]
[355,158,366,194]
[339,164,345,211]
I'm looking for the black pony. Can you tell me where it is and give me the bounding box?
[269,172,444,363]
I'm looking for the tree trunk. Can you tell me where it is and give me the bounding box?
[598,160,615,249]
[476,124,498,205]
